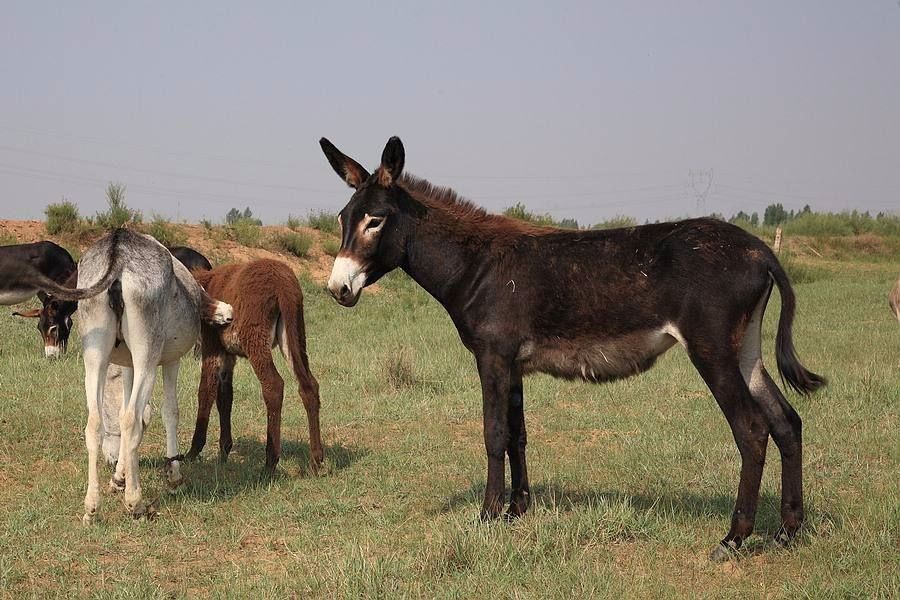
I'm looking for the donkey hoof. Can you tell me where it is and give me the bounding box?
[774,527,796,547]
[108,477,126,494]
[709,540,739,563]
[166,477,185,495]
[505,489,531,520]
[82,511,98,527]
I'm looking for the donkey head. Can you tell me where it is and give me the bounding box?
[13,292,77,358]
[320,136,411,307]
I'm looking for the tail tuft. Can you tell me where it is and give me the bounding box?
[770,257,827,395]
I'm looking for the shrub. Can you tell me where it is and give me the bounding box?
[270,230,313,258]
[592,216,638,230]
[0,230,17,245]
[96,182,141,230]
[381,346,417,390]
[200,218,214,230]
[306,210,339,235]
[322,238,340,257]
[146,214,186,247]
[285,215,303,230]
[228,218,262,247]
[45,200,81,235]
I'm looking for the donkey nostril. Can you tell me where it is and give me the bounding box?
[340,284,350,298]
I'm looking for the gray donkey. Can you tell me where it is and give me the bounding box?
[25,229,233,522]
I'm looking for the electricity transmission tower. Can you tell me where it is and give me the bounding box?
[689,169,714,215]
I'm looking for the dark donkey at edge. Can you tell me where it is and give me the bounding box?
[319,136,826,560]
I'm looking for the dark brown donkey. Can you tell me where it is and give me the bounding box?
[319,136,826,560]
[185,259,324,473]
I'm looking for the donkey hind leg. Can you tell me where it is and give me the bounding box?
[215,354,236,462]
[247,349,285,472]
[740,288,805,545]
[161,361,185,493]
[752,368,804,544]
[81,323,117,525]
[691,353,770,561]
[278,325,324,474]
[475,351,512,521]
[506,366,530,519]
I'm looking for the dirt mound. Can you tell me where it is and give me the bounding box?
[0,220,337,285]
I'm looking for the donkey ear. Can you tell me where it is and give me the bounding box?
[319,138,370,189]
[12,309,41,318]
[376,136,405,187]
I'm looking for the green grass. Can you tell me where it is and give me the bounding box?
[0,258,897,598]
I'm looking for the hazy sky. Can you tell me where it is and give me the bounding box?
[2,1,898,226]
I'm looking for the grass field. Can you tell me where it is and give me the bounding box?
[0,254,898,598]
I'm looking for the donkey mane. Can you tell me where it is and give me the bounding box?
[398,173,553,236]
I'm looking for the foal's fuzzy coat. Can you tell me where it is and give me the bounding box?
[186,259,323,472]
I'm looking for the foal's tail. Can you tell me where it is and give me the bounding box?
[33,229,127,301]
[277,288,315,387]
[769,259,827,395]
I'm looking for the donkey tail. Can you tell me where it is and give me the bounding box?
[35,229,127,301]
[769,258,827,394]
[277,286,315,388]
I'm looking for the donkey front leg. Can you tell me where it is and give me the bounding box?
[186,353,223,462]
[161,361,184,493]
[476,351,512,521]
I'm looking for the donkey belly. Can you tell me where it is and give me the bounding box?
[518,328,678,383]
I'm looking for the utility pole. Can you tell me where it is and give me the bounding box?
[689,169,714,215]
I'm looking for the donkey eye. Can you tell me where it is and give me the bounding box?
[367,217,384,230]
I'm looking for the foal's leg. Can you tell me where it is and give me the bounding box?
[247,350,285,471]
[291,350,324,473]
[161,360,184,492]
[475,350,512,521]
[506,366,530,518]
[186,351,224,461]
[81,326,116,525]
[215,354,236,461]
[691,354,769,561]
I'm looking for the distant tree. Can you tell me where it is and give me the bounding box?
[750,212,759,226]
[225,208,242,225]
[556,218,580,230]
[763,203,789,226]
[226,207,262,226]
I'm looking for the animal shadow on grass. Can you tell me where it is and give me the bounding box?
[137,440,367,504]
[440,480,836,555]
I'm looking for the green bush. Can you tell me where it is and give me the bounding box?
[305,210,339,235]
[95,183,141,230]
[44,200,81,235]
[270,230,313,258]
[322,238,341,257]
[285,215,303,230]
[592,215,638,230]
[146,214,186,248]
[228,218,262,247]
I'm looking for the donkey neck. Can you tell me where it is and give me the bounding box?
[399,209,499,311]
